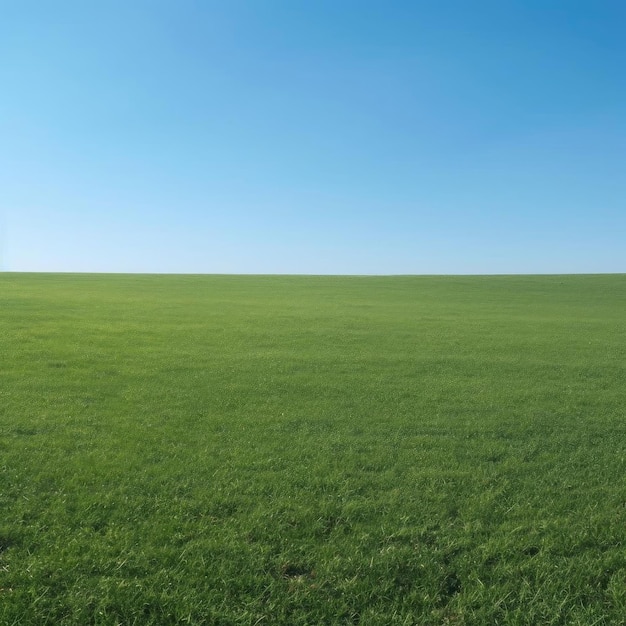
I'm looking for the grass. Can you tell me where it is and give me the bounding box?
[1,273,625,625]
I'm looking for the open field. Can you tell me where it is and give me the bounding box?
[1,273,625,625]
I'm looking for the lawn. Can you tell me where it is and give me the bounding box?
[1,273,625,625]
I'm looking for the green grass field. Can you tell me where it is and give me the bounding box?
[1,273,625,625]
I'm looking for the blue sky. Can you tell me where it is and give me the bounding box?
[2,0,625,274]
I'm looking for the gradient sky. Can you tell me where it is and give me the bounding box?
[2,1,625,274]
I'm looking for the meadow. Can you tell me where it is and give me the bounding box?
[1,273,625,625]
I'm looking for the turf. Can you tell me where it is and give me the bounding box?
[1,273,625,625]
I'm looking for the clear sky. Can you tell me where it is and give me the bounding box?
[2,1,625,274]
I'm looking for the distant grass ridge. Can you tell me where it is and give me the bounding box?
[1,273,625,625]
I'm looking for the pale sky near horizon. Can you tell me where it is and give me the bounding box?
[2,1,625,274]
